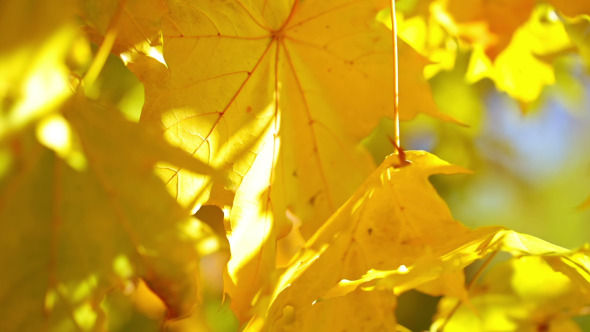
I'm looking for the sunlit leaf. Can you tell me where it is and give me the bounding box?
[255,151,474,330]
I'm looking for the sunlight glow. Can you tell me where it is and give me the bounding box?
[120,52,131,65]
[36,114,87,171]
[113,255,133,278]
[227,103,280,283]
[148,46,167,66]
[37,114,70,152]
[72,275,98,302]
[44,289,57,312]
[74,302,97,330]
[547,10,559,22]
[119,42,166,67]
[351,196,366,215]
[1,26,76,139]
[222,205,231,218]
[198,237,220,254]
[180,216,206,239]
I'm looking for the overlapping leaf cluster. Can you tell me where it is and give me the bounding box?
[1,0,590,331]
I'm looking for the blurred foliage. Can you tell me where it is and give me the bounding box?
[1,0,590,331]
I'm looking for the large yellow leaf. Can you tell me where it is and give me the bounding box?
[252,151,473,330]
[124,0,460,222]
[0,95,216,331]
[131,0,388,216]
[120,1,464,319]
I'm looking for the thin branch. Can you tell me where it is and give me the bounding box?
[437,249,500,331]
[82,0,128,89]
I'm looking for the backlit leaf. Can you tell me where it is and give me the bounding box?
[257,151,473,330]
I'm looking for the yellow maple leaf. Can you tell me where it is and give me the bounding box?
[120,0,461,223]
[250,151,474,330]
[116,1,465,319]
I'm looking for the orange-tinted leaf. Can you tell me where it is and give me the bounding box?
[547,0,590,17]
[440,0,535,60]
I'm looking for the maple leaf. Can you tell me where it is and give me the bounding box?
[117,0,463,319]
[252,151,475,330]
[0,95,217,331]
[119,0,465,224]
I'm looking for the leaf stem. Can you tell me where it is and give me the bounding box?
[389,0,400,152]
[437,249,499,331]
[82,0,127,90]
